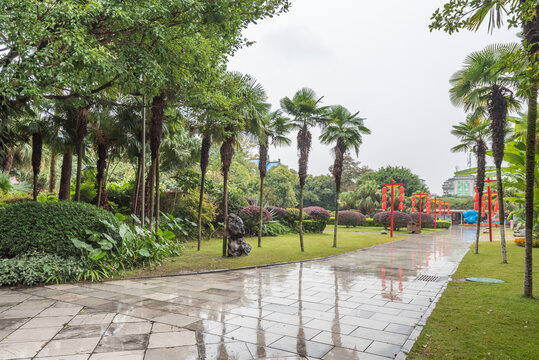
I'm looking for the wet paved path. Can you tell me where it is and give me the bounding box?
[0,227,475,359]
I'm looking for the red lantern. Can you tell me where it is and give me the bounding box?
[399,203,404,211]
[474,202,479,211]
[399,186,404,194]
[426,196,430,202]
[474,193,479,202]
[382,194,387,202]
[382,202,387,210]
[399,194,404,202]
[382,187,387,194]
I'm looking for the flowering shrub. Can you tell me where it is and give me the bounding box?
[514,238,539,247]
[373,211,411,230]
[245,196,256,206]
[304,206,331,221]
[410,212,434,228]
[338,211,366,227]
[239,206,273,235]
[267,206,287,221]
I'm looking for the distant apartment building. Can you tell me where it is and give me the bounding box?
[442,175,476,196]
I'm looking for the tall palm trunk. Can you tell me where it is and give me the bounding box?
[48,151,57,193]
[197,134,211,251]
[75,107,89,202]
[155,153,161,233]
[31,132,42,201]
[332,140,344,248]
[96,137,108,208]
[58,151,73,201]
[297,126,311,252]
[149,93,166,231]
[258,137,268,248]
[522,2,538,298]
[475,140,486,254]
[221,135,235,257]
[2,151,14,173]
[489,84,508,263]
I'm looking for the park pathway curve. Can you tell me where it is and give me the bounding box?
[0,227,475,360]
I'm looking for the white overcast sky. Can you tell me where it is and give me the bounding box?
[227,0,519,194]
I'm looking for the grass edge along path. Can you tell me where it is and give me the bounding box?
[122,230,414,277]
[408,241,539,360]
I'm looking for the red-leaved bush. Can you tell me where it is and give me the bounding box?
[338,211,366,227]
[239,206,273,235]
[304,206,331,221]
[373,211,411,230]
[410,212,434,228]
[267,206,287,221]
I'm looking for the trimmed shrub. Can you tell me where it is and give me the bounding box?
[0,251,84,286]
[304,206,331,221]
[0,201,122,258]
[410,212,434,228]
[293,220,326,233]
[365,218,375,226]
[338,211,366,227]
[286,208,309,223]
[373,211,411,230]
[239,206,273,235]
[435,220,451,229]
[268,206,287,221]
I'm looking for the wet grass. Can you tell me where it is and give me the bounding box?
[408,241,539,360]
[122,231,407,277]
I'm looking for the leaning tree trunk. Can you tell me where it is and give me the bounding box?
[297,127,311,252]
[149,93,165,232]
[96,138,109,208]
[221,135,235,257]
[197,134,211,251]
[31,132,43,201]
[2,151,14,173]
[475,141,486,254]
[332,140,344,248]
[48,152,57,193]
[522,2,538,298]
[258,137,268,248]
[75,107,89,202]
[489,84,508,263]
[58,151,73,201]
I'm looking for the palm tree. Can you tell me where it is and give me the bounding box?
[257,110,291,248]
[319,105,370,248]
[221,73,268,256]
[451,114,491,254]
[356,180,381,216]
[450,43,521,264]
[281,88,326,252]
[74,107,89,202]
[439,0,538,297]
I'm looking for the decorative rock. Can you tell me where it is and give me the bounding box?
[380,230,388,235]
[227,214,251,257]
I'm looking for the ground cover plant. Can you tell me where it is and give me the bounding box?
[408,241,539,359]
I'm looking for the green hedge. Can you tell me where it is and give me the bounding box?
[435,220,451,229]
[293,220,327,233]
[0,201,121,258]
[365,218,374,226]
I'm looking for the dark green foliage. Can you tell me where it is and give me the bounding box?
[285,208,308,224]
[365,218,375,226]
[0,194,32,205]
[107,182,133,214]
[440,196,474,210]
[0,201,121,258]
[360,166,428,196]
[410,212,435,228]
[373,211,412,230]
[0,251,84,286]
[338,211,366,227]
[239,205,272,235]
[268,206,287,220]
[293,220,327,233]
[295,174,336,209]
[436,220,451,229]
[262,221,290,236]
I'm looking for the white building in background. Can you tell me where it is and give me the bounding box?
[442,175,476,196]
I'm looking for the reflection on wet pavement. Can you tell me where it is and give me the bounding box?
[0,227,474,359]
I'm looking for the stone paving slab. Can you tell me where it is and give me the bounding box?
[0,227,474,359]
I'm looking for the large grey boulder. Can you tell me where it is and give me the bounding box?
[227,214,251,257]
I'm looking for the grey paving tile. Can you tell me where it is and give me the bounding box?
[36,337,100,357]
[197,341,254,360]
[54,324,109,340]
[2,326,62,343]
[269,335,333,358]
[89,350,144,360]
[0,341,46,359]
[21,316,73,329]
[366,341,401,358]
[145,346,198,360]
[94,334,149,353]
[147,330,196,348]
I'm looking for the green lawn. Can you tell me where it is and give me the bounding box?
[324,225,445,234]
[408,241,539,360]
[122,231,406,277]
